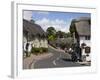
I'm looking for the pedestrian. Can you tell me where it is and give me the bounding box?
[79,46,82,62]
[71,51,77,62]
[28,43,32,53]
[26,42,30,57]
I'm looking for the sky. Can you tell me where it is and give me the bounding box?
[23,10,90,33]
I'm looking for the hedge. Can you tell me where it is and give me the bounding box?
[31,47,48,55]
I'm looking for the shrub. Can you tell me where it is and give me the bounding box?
[31,47,48,55]
[31,47,34,53]
[34,48,41,53]
[41,47,48,52]
[40,48,43,53]
[31,47,40,55]
[60,43,66,50]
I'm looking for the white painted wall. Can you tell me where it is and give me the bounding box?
[23,37,48,53]
[80,37,91,61]
[40,39,44,47]
[44,39,48,48]
[34,38,40,48]
[80,38,91,47]
[31,38,48,48]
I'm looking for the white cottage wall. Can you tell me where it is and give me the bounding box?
[80,38,91,62]
[44,39,48,48]
[31,38,48,48]
[34,38,40,48]
[40,39,44,47]
[80,38,91,47]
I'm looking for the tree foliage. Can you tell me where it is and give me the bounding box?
[46,26,74,49]
[46,27,56,35]
[46,27,56,41]
[56,31,72,38]
[69,20,76,35]
[56,31,64,38]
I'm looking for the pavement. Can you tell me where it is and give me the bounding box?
[23,52,53,69]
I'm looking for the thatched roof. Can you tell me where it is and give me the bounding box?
[74,17,90,22]
[74,17,90,36]
[23,19,46,37]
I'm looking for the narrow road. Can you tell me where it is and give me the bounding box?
[33,46,86,69]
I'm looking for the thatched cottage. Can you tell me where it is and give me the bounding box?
[71,17,91,61]
[23,19,48,52]
[74,17,90,46]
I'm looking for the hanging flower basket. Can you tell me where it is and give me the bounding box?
[81,43,86,49]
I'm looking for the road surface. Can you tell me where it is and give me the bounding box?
[33,46,89,69]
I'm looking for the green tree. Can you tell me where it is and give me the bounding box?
[69,19,77,37]
[56,31,64,38]
[65,32,72,37]
[46,27,56,41]
[56,31,72,38]
[46,27,56,35]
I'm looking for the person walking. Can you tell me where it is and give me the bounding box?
[26,42,29,57]
[75,44,82,62]
[26,42,32,57]
[78,46,82,62]
[80,47,82,61]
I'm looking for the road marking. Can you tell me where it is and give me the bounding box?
[53,60,57,66]
[52,54,61,66]
[52,52,62,66]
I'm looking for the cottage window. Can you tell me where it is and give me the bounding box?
[85,36,90,40]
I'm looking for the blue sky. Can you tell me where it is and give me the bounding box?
[31,11,90,21]
[24,10,90,32]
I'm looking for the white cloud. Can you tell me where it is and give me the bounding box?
[23,11,71,33]
[35,18,70,33]
[23,11,32,21]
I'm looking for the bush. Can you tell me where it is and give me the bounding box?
[31,47,48,55]
[41,47,48,52]
[60,43,67,50]
[40,48,43,53]
[31,47,40,55]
